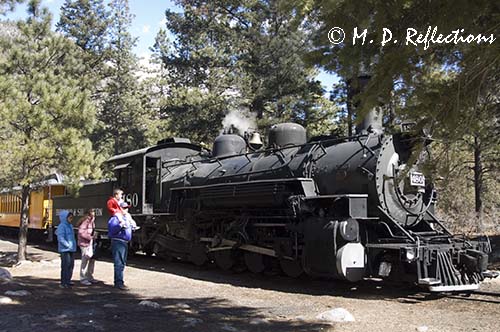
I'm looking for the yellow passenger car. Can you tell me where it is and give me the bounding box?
[0,177,65,231]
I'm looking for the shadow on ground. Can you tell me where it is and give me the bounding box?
[2,234,419,302]
[0,276,331,332]
[128,254,425,300]
[3,234,499,303]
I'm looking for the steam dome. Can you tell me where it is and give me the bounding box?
[212,134,246,157]
[268,123,307,148]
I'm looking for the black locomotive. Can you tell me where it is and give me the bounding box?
[53,110,495,292]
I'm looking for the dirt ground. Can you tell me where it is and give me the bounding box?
[1,237,499,332]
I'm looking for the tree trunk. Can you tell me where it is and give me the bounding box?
[346,78,360,137]
[17,185,31,262]
[346,97,353,137]
[114,132,122,155]
[251,98,264,120]
[473,135,484,232]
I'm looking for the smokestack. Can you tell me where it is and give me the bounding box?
[347,74,383,135]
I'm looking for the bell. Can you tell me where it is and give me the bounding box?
[248,132,263,149]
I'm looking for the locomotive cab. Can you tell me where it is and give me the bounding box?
[107,137,205,215]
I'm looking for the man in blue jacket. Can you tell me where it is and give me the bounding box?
[108,202,133,290]
[55,210,76,288]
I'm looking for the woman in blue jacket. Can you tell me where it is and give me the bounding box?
[55,210,76,288]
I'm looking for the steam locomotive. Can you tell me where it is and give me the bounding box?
[50,105,495,292]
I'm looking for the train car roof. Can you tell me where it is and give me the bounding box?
[1,173,64,192]
[107,147,150,163]
[106,138,203,164]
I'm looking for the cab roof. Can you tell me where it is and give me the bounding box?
[106,138,203,164]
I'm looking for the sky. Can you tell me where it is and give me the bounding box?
[5,0,338,92]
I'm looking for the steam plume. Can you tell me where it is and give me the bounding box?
[221,109,257,135]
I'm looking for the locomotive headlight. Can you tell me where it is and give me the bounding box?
[401,247,417,262]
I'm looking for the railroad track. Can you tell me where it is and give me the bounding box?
[470,290,500,297]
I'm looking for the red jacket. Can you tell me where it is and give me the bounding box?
[107,196,121,216]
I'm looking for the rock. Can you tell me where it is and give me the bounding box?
[5,290,31,297]
[176,302,190,309]
[14,260,34,267]
[0,253,17,266]
[44,314,68,321]
[482,271,500,284]
[249,318,269,325]
[316,308,355,323]
[182,318,203,327]
[81,300,100,304]
[138,300,161,309]
[0,267,12,281]
[417,326,429,332]
[0,296,13,304]
[40,260,59,266]
[103,304,118,308]
[220,323,238,332]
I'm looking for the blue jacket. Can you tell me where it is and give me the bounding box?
[55,210,76,253]
[108,216,132,242]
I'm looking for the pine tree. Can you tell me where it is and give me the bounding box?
[154,0,338,142]
[94,0,152,155]
[0,0,23,15]
[58,0,158,156]
[57,0,109,56]
[57,0,111,152]
[56,0,111,91]
[0,0,100,261]
[435,74,499,232]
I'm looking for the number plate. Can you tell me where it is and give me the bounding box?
[410,172,425,187]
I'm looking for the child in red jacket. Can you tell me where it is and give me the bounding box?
[107,188,124,218]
